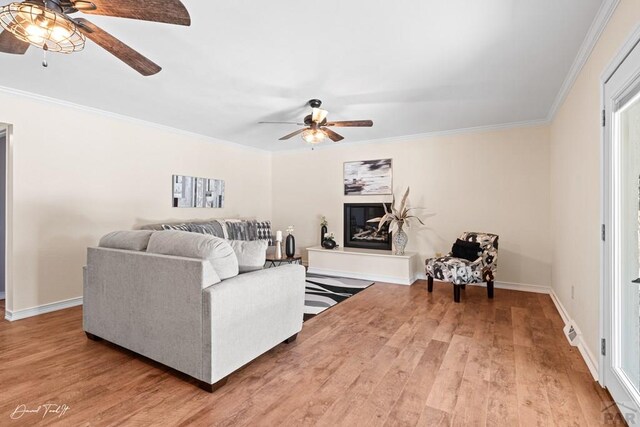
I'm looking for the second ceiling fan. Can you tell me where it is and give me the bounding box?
[260,99,374,144]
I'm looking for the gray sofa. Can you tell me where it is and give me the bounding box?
[83,230,305,392]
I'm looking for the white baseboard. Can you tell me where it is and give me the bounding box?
[414,273,551,294]
[307,267,416,285]
[549,290,599,381]
[0,291,5,300]
[4,297,83,321]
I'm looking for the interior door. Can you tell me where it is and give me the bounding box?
[603,38,640,425]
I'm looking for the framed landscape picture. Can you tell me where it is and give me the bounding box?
[173,175,225,208]
[343,159,393,195]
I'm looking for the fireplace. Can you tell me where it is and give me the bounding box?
[344,203,392,251]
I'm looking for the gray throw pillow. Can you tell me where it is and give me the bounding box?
[147,230,239,280]
[99,230,155,251]
[229,240,268,273]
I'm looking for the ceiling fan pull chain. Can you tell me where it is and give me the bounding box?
[42,45,48,68]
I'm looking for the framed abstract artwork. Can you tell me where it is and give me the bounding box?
[172,175,225,208]
[343,159,393,195]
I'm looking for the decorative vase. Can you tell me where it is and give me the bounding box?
[322,239,336,250]
[393,225,408,255]
[321,225,327,244]
[286,234,296,257]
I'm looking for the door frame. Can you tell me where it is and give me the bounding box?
[0,123,13,318]
[601,24,640,422]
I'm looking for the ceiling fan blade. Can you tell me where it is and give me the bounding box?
[321,128,344,142]
[0,30,30,55]
[78,0,191,26]
[259,121,305,125]
[326,120,374,128]
[75,18,161,76]
[279,128,307,141]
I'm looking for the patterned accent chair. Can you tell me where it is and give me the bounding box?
[425,232,499,303]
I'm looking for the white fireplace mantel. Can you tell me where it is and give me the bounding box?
[306,246,422,285]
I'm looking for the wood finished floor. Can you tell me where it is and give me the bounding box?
[0,282,624,426]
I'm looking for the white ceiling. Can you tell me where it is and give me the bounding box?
[0,0,604,151]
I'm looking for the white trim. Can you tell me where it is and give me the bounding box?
[2,123,12,316]
[306,246,417,259]
[4,297,82,321]
[307,267,418,286]
[273,118,549,153]
[491,280,550,294]
[601,24,640,83]
[547,0,620,121]
[0,291,4,299]
[549,290,571,325]
[0,85,268,154]
[550,289,600,381]
[414,273,552,295]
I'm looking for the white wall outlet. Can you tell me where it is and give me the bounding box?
[571,285,575,299]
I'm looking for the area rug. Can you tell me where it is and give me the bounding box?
[304,273,374,319]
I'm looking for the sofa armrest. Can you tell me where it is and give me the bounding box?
[84,247,219,381]
[202,264,305,383]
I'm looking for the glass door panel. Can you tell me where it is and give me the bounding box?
[618,92,640,396]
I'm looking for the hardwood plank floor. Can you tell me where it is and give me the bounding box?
[0,282,625,426]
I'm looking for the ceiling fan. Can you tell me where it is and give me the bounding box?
[0,0,191,75]
[260,99,374,144]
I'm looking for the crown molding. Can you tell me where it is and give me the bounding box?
[547,0,620,121]
[601,23,640,83]
[272,118,549,154]
[0,85,270,154]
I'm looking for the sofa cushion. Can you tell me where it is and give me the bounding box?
[99,230,155,251]
[223,220,251,241]
[147,231,239,280]
[188,221,226,238]
[161,223,191,232]
[230,240,268,273]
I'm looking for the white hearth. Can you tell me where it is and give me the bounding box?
[306,246,421,286]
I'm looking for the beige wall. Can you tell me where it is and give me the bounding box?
[0,90,272,313]
[550,0,640,361]
[272,125,551,288]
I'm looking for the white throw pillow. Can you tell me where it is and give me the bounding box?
[147,230,239,280]
[229,240,268,273]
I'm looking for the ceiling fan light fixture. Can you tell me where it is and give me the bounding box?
[312,108,328,124]
[0,2,85,53]
[302,129,326,144]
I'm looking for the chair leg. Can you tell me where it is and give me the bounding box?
[453,285,461,303]
[487,281,494,299]
[460,284,466,290]
[427,276,434,292]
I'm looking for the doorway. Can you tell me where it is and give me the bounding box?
[603,34,640,425]
[0,127,5,306]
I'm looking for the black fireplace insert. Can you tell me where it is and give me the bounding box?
[344,203,392,250]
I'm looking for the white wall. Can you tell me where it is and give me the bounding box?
[272,125,551,288]
[550,0,640,362]
[0,90,272,313]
